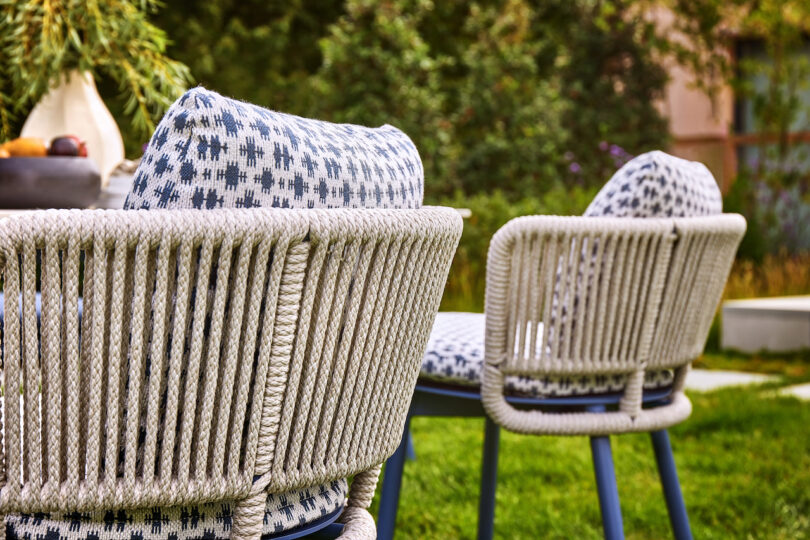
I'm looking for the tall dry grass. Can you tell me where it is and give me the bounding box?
[441,251,810,313]
[724,252,810,300]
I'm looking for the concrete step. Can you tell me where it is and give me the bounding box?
[722,295,810,353]
[778,383,810,401]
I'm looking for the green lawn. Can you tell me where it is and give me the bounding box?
[372,372,810,539]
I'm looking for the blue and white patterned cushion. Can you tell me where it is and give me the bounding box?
[124,87,423,210]
[421,312,673,396]
[584,150,721,217]
[6,479,347,540]
[420,151,721,395]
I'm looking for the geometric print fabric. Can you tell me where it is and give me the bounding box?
[6,479,348,540]
[124,87,424,211]
[584,150,722,217]
[420,312,674,397]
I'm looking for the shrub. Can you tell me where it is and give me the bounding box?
[153,0,671,199]
[725,171,810,261]
[724,252,810,301]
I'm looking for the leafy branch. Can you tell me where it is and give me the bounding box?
[0,0,191,140]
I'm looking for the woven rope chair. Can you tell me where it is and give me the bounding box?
[0,207,461,539]
[378,214,745,540]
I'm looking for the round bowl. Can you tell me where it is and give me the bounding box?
[0,157,101,209]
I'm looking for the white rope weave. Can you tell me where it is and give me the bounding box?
[0,207,462,540]
[481,215,745,436]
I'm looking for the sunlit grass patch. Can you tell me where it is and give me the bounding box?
[374,384,810,539]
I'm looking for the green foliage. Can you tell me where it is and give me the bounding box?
[725,171,810,261]
[151,1,344,115]
[0,0,191,141]
[311,0,672,198]
[543,0,671,184]
[724,173,770,262]
[429,1,567,197]
[154,0,673,199]
[669,0,810,185]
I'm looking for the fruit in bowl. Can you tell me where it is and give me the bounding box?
[48,135,88,157]
[0,135,89,158]
[1,137,48,157]
[0,135,100,208]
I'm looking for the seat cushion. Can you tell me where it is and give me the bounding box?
[123,87,423,210]
[6,479,348,540]
[420,312,673,397]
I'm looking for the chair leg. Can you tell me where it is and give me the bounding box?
[406,428,416,461]
[651,430,693,540]
[590,435,624,540]
[477,417,500,540]
[377,415,411,540]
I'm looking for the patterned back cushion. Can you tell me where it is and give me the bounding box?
[124,87,424,210]
[584,150,722,217]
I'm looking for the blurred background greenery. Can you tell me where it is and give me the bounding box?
[155,0,810,321]
[2,0,809,324]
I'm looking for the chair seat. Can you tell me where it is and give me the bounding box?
[6,479,348,540]
[420,312,672,397]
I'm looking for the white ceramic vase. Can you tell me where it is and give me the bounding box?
[22,70,125,188]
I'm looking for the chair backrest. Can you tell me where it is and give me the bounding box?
[481,214,745,435]
[0,207,461,514]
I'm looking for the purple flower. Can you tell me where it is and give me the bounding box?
[564,151,575,161]
[610,144,624,157]
[569,162,582,173]
[599,141,609,152]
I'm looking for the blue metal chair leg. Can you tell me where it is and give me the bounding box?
[477,417,500,540]
[406,428,416,461]
[377,415,412,540]
[651,430,693,540]
[590,435,624,540]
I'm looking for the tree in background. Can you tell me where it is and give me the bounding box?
[545,0,670,186]
[668,0,810,260]
[0,0,191,142]
[152,0,344,115]
[153,0,672,200]
[670,0,810,185]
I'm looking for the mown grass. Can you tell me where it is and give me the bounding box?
[371,380,810,539]
[697,350,810,380]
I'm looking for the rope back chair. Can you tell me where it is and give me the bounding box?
[481,215,745,435]
[0,207,462,539]
[378,214,745,540]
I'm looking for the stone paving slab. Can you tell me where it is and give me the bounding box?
[778,383,810,401]
[685,369,778,392]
